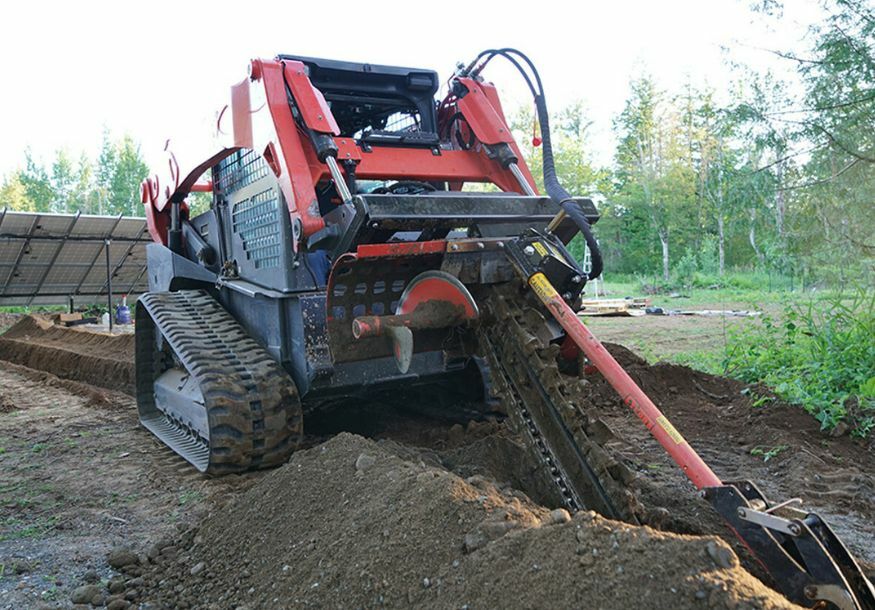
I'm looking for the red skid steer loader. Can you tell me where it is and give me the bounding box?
[136,48,874,609]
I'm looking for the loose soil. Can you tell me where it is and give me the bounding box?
[576,345,875,577]
[0,361,261,609]
[0,318,872,608]
[0,316,134,393]
[134,433,800,610]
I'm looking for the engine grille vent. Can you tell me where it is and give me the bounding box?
[232,188,281,269]
[215,149,269,195]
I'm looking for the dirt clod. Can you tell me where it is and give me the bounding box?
[107,578,126,594]
[81,569,99,583]
[107,548,139,570]
[355,452,377,472]
[70,584,101,605]
[707,539,739,570]
[549,508,572,524]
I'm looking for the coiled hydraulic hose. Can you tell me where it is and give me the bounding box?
[466,48,603,280]
[533,92,603,280]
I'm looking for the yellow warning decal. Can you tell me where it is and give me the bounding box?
[532,241,548,257]
[656,415,686,445]
[528,272,559,301]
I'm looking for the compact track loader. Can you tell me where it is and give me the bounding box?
[137,49,874,609]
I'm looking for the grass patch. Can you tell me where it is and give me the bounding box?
[715,286,874,436]
[178,490,202,506]
[601,272,830,308]
[0,515,59,541]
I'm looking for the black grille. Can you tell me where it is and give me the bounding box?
[232,188,281,269]
[215,149,269,195]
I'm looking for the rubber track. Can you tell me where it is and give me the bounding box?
[136,290,302,474]
[478,282,640,521]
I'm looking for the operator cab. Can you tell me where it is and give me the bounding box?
[277,54,449,229]
[276,54,440,148]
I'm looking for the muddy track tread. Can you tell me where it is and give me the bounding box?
[136,290,302,474]
[478,282,640,521]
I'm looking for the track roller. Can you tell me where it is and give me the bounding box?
[135,290,302,474]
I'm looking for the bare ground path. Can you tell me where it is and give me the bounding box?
[0,362,261,609]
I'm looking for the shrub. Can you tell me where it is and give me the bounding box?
[721,285,875,436]
[672,248,698,291]
[697,234,720,275]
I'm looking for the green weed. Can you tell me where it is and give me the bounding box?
[0,515,59,541]
[720,285,875,435]
[177,490,202,506]
[40,587,59,601]
[750,445,789,462]
[751,394,774,408]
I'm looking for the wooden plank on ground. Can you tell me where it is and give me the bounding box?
[578,297,650,316]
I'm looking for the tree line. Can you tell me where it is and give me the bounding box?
[0,130,149,218]
[1,0,871,287]
[517,0,873,287]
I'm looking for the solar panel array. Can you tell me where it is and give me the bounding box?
[0,209,151,306]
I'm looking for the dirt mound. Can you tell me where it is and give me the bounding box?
[0,315,134,394]
[0,311,21,331]
[582,346,875,572]
[133,433,799,609]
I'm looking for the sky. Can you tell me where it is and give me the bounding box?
[0,0,823,179]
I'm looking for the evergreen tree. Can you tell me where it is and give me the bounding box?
[0,172,36,212]
[19,150,56,212]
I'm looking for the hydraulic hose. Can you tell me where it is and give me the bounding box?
[534,93,603,281]
[467,48,603,281]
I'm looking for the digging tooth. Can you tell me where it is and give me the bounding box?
[478,282,639,522]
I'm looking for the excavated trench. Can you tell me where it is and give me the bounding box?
[1,315,874,609]
[0,315,135,393]
[304,397,562,509]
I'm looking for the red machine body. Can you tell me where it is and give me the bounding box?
[142,58,537,249]
[134,51,874,610]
